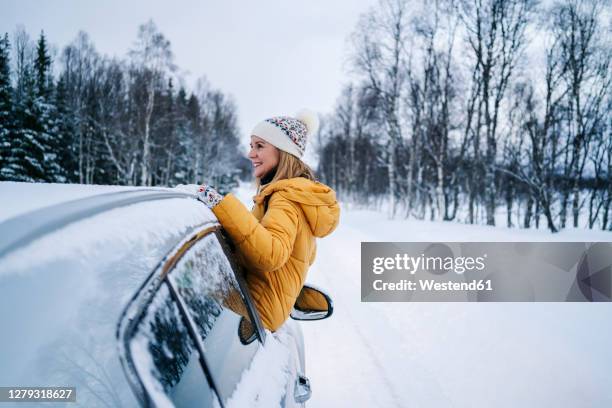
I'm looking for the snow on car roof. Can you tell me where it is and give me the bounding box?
[0,196,216,272]
[0,181,147,224]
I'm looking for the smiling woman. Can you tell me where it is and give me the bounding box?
[196,109,340,332]
[249,136,280,180]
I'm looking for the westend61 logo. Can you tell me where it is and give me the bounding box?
[372,253,487,275]
[361,242,612,302]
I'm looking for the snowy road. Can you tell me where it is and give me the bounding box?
[231,184,612,407]
[299,206,612,408]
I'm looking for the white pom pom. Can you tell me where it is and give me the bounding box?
[295,108,320,137]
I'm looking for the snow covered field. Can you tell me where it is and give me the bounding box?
[233,183,612,408]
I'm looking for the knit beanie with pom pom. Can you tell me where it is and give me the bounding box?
[250,109,319,159]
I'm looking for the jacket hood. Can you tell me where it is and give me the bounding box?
[254,177,340,238]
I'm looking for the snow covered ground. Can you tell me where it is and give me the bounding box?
[232,183,612,408]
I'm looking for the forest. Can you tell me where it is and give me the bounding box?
[316,0,611,232]
[0,20,248,194]
[1,0,610,233]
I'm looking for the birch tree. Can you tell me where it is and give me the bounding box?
[551,0,610,228]
[351,0,410,216]
[61,32,100,183]
[459,0,536,225]
[129,20,175,186]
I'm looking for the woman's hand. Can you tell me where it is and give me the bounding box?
[196,184,224,209]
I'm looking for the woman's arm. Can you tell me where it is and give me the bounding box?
[211,192,300,276]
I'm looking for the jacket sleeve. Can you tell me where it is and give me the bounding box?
[211,192,300,275]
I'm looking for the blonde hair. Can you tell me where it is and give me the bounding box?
[255,150,316,193]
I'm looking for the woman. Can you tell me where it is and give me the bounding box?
[196,109,340,332]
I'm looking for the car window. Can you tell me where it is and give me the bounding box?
[167,232,261,404]
[215,230,267,342]
[129,282,220,407]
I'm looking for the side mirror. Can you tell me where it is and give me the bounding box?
[290,284,333,321]
[238,317,258,345]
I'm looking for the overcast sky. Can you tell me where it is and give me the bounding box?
[2,0,378,163]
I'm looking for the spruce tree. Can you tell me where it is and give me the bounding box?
[0,30,40,182]
[53,76,76,182]
[35,31,51,98]
[33,31,64,182]
[161,78,178,185]
[173,86,191,184]
[0,33,13,180]
[11,64,46,182]
[6,31,55,182]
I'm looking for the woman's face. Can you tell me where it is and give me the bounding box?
[248,135,280,178]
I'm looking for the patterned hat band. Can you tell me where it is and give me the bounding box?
[251,109,319,158]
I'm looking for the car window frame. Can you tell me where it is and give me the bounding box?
[116,223,266,407]
[213,229,267,344]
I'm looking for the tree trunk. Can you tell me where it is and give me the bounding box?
[535,197,540,229]
[506,178,513,227]
[140,84,155,186]
[387,140,396,218]
[524,195,533,228]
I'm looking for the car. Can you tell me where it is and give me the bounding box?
[0,182,333,408]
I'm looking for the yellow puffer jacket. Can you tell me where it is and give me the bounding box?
[212,177,340,331]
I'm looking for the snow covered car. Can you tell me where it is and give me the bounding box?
[0,182,333,407]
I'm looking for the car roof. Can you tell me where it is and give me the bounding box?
[0,181,221,279]
[0,181,163,223]
[0,183,201,259]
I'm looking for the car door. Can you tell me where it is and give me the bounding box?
[164,229,265,404]
[214,231,308,408]
[118,226,270,407]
